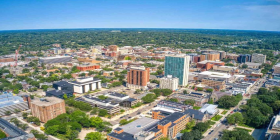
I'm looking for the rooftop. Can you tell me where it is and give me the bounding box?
[40,56,71,59]
[31,97,64,106]
[120,117,159,135]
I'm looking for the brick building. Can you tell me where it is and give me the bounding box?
[201,78,226,91]
[127,66,150,89]
[108,112,190,140]
[197,60,225,70]
[77,64,100,71]
[30,97,66,123]
[0,57,14,62]
[108,45,119,52]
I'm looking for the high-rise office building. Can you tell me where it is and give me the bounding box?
[127,66,150,89]
[251,53,266,63]
[238,54,251,63]
[164,55,190,86]
[159,75,179,90]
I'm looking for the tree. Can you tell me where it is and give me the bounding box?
[30,95,35,99]
[242,64,248,69]
[98,109,108,117]
[63,94,68,99]
[227,113,243,125]
[208,98,214,104]
[184,99,196,106]
[10,118,20,126]
[45,125,59,135]
[19,124,28,130]
[22,68,30,73]
[90,117,103,128]
[221,129,254,140]
[90,107,99,115]
[160,137,170,140]
[196,87,203,91]
[41,85,49,91]
[22,112,28,119]
[218,95,238,109]
[181,129,203,140]
[5,111,11,115]
[42,71,47,75]
[141,93,156,103]
[85,132,103,140]
[169,98,178,103]
[183,90,188,94]
[206,88,213,93]
[135,89,141,94]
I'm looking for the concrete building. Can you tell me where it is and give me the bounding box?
[274,63,280,74]
[164,55,190,86]
[108,111,191,140]
[201,78,226,91]
[108,45,119,52]
[245,62,262,69]
[267,114,280,137]
[251,53,266,63]
[0,118,35,140]
[156,100,193,112]
[39,56,72,64]
[207,53,220,61]
[30,97,66,123]
[127,66,150,89]
[219,51,226,60]
[68,77,101,94]
[159,75,179,91]
[213,65,238,73]
[197,71,233,82]
[171,92,209,107]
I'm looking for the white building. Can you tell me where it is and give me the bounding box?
[68,77,101,94]
[251,53,266,63]
[159,75,179,91]
[197,71,233,82]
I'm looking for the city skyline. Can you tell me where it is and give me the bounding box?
[1,0,280,31]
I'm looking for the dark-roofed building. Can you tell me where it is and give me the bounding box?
[0,118,35,140]
[184,109,208,122]
[46,90,73,99]
[269,134,280,140]
[53,81,73,92]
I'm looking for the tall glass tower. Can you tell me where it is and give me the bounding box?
[164,55,190,86]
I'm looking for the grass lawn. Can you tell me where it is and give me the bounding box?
[221,110,228,115]
[193,106,201,110]
[211,115,223,121]
[237,123,255,129]
[234,127,252,132]
[209,121,216,125]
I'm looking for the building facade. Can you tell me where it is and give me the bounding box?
[77,64,100,71]
[238,54,251,63]
[39,56,72,64]
[201,78,226,91]
[251,53,266,63]
[159,75,179,91]
[68,77,101,94]
[127,66,150,89]
[164,55,190,86]
[30,97,66,123]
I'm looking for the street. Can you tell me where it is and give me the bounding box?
[202,76,266,140]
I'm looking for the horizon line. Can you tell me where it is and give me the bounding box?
[1,27,280,33]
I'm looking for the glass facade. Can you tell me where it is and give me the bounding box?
[164,56,188,85]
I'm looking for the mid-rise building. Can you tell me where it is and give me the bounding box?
[108,111,191,140]
[171,92,209,107]
[108,45,119,52]
[219,51,226,60]
[274,63,280,74]
[196,60,225,70]
[39,56,72,64]
[68,77,101,94]
[159,75,179,91]
[127,66,150,89]
[197,71,233,82]
[201,78,226,91]
[77,63,100,71]
[251,53,266,63]
[164,55,190,86]
[30,97,66,123]
[207,53,220,61]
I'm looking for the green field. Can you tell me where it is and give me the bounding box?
[211,115,223,121]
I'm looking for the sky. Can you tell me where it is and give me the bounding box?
[0,0,280,31]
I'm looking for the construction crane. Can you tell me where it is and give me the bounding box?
[14,45,22,67]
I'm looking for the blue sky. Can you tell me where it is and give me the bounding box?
[0,0,280,31]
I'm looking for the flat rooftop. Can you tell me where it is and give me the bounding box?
[31,97,64,106]
[40,56,71,59]
[120,117,159,135]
